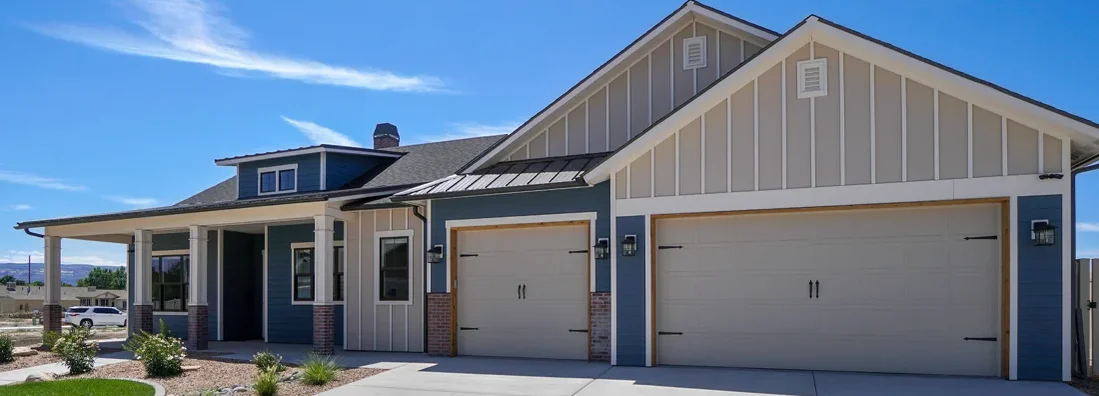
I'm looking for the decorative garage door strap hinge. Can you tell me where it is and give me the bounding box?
[963,337,997,342]
[658,245,683,249]
[568,329,589,333]
[459,253,479,257]
[568,250,589,254]
[517,284,526,299]
[658,331,684,335]
[459,327,479,331]
[963,235,998,240]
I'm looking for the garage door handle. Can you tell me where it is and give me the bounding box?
[815,280,820,299]
[658,245,683,249]
[963,337,997,342]
[459,253,478,257]
[964,235,998,240]
[658,331,683,335]
[522,284,526,299]
[459,327,479,331]
[809,280,813,299]
[568,250,589,254]
[518,284,522,299]
[568,329,588,333]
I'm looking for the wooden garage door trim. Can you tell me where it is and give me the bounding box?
[448,220,592,358]
[648,197,1010,378]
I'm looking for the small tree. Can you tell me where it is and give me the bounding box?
[0,275,16,285]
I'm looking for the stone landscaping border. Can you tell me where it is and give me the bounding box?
[121,378,166,396]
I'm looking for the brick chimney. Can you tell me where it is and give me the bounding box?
[373,123,400,149]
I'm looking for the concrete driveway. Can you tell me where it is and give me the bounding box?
[319,356,1083,396]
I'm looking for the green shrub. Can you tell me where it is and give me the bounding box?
[254,368,279,396]
[123,319,186,377]
[52,326,99,374]
[300,353,340,386]
[41,330,61,349]
[252,350,285,373]
[0,334,13,363]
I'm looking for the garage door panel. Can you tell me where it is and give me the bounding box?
[656,203,1001,376]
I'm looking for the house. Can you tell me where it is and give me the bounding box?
[0,285,126,313]
[12,0,1099,383]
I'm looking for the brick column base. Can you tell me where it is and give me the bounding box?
[590,292,611,362]
[133,305,154,335]
[427,293,453,356]
[187,305,209,350]
[313,305,336,355]
[42,304,62,336]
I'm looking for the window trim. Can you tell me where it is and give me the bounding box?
[150,251,190,313]
[289,241,345,306]
[257,164,298,196]
[374,229,414,306]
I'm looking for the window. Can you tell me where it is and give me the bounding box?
[257,164,297,195]
[93,307,120,314]
[796,58,828,98]
[67,307,89,313]
[79,298,91,306]
[378,236,410,302]
[152,254,189,312]
[290,243,345,303]
[334,246,344,301]
[682,36,707,70]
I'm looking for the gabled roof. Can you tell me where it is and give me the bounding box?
[583,15,1099,182]
[213,144,403,166]
[455,0,779,174]
[393,152,607,201]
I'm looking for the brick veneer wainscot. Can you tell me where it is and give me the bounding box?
[313,305,336,355]
[187,305,209,350]
[42,304,63,335]
[132,305,154,335]
[427,293,453,356]
[590,292,611,362]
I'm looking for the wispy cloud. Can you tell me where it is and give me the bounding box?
[108,196,159,207]
[416,121,520,143]
[0,250,125,266]
[27,0,444,92]
[0,170,86,191]
[9,204,32,211]
[1080,222,1099,232]
[281,116,361,147]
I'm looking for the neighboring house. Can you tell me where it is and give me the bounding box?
[11,0,1099,383]
[0,285,126,313]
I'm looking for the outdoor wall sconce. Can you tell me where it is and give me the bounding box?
[1031,220,1057,247]
[593,238,610,260]
[426,244,444,264]
[622,235,638,257]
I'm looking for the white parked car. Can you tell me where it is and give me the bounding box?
[64,306,127,328]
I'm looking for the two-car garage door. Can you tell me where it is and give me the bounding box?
[655,203,1002,376]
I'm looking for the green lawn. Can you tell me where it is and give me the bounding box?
[0,379,155,396]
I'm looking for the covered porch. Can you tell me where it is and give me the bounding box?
[27,199,349,354]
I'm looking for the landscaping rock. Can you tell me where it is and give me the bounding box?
[25,372,58,382]
[12,347,38,357]
[181,365,201,372]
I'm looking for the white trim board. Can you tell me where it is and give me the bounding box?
[374,229,416,306]
[289,241,346,306]
[214,146,402,166]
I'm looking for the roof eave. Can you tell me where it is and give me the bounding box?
[214,145,404,166]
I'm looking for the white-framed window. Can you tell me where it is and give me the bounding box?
[682,36,707,70]
[258,164,298,195]
[796,58,828,98]
[289,241,344,305]
[151,250,190,312]
[375,229,414,305]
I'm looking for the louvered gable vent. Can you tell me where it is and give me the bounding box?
[682,36,706,70]
[797,58,828,98]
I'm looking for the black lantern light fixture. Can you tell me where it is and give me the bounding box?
[593,238,610,260]
[622,235,638,256]
[426,244,445,264]
[1031,220,1057,247]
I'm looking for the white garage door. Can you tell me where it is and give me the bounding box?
[656,204,1001,376]
[456,224,589,360]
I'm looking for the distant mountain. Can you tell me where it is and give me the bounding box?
[0,263,123,286]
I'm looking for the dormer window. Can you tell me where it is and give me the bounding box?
[258,164,297,195]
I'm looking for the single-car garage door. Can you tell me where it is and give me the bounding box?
[655,203,1002,376]
[456,224,589,360]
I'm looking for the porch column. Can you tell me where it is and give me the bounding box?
[42,236,62,335]
[312,215,336,355]
[187,225,209,350]
[133,230,155,335]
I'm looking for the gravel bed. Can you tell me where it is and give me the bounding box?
[0,351,60,372]
[1073,376,1099,395]
[74,353,383,395]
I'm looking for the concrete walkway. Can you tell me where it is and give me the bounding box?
[317,356,1084,396]
[0,353,131,385]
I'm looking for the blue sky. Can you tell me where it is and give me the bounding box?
[1,0,1097,266]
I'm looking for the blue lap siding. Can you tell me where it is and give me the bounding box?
[428,182,612,293]
[326,153,388,189]
[266,223,344,345]
[238,154,322,199]
[614,215,647,366]
[126,231,218,340]
[1017,194,1063,381]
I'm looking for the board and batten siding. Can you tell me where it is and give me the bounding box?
[615,42,1065,200]
[344,207,425,353]
[506,20,766,161]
